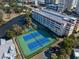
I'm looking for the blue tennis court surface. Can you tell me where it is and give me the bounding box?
[28,41,41,51]
[17,28,56,58]
[23,31,40,41]
[37,38,50,45]
[23,29,56,52]
[28,38,50,51]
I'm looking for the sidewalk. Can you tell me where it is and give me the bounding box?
[12,37,23,59]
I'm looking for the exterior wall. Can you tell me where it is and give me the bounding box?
[67,23,76,36]
[76,0,79,14]
[71,0,78,9]
[74,49,79,59]
[35,0,38,6]
[32,9,77,36]
[32,18,57,36]
[75,19,79,32]
[45,0,53,4]
[59,0,73,11]
[64,19,77,36]
[46,4,60,11]
[55,0,60,4]
[67,0,73,10]
[32,11,66,36]
[0,40,16,59]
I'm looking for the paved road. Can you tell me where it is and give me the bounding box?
[0,15,26,37]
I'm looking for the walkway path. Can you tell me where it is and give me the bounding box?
[12,37,24,59]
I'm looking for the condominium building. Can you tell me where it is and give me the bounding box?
[32,9,77,36]
[75,19,79,32]
[74,49,79,59]
[0,39,16,59]
[53,0,60,4]
[45,0,60,5]
[45,3,64,12]
[68,0,79,14]
[75,0,79,14]
[59,0,73,11]
[71,0,78,9]
[45,0,53,4]
[44,0,73,12]
[35,0,38,6]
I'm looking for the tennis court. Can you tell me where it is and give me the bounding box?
[17,28,56,58]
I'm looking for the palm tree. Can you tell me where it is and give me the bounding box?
[58,55,65,59]
[51,53,58,59]
[60,49,66,55]
[12,24,23,35]
[0,11,3,22]
[0,10,4,26]
[0,1,4,9]
[9,0,22,14]
[24,7,32,27]
[4,3,11,19]
[65,47,72,56]
[65,54,70,59]
[6,29,15,39]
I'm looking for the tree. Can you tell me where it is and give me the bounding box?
[23,7,32,28]
[9,0,23,14]
[77,36,79,39]
[0,1,4,9]
[24,7,32,18]
[0,11,3,22]
[58,35,75,59]
[58,55,65,59]
[6,29,15,38]
[65,47,72,56]
[65,54,70,59]
[58,54,70,59]
[3,3,11,13]
[63,36,74,48]
[3,3,12,19]
[0,10,4,26]
[60,36,74,56]
[51,53,58,59]
[13,6,23,13]
[9,0,17,7]
[12,24,22,35]
[60,49,66,55]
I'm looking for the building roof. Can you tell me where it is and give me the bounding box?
[33,9,67,25]
[0,39,6,45]
[74,49,79,57]
[33,8,77,25]
[0,40,16,59]
[42,9,77,21]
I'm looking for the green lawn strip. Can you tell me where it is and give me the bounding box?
[17,36,29,56]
